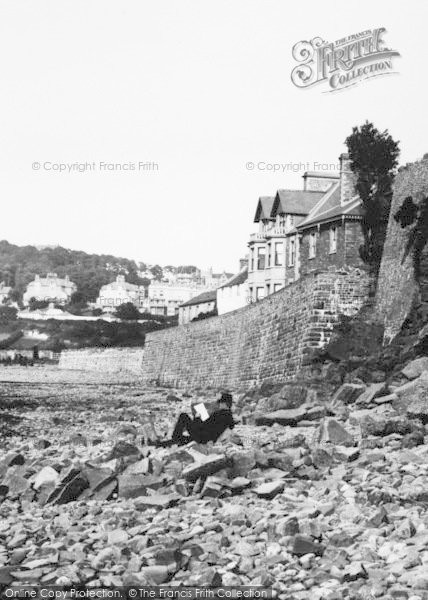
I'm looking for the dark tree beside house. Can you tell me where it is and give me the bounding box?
[345,121,400,275]
[115,302,141,320]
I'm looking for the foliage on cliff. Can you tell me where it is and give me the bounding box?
[395,194,428,279]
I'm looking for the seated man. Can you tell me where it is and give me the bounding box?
[156,392,236,447]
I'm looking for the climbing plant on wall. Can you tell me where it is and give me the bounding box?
[345,121,400,276]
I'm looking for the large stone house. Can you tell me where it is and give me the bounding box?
[247,154,365,301]
[23,273,77,306]
[97,275,145,311]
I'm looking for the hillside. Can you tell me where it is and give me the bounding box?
[0,240,151,303]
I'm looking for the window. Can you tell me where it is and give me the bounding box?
[274,284,282,293]
[329,226,337,254]
[267,243,271,267]
[309,232,317,259]
[257,247,265,270]
[278,214,286,227]
[256,286,265,300]
[250,248,254,271]
[289,238,296,266]
[287,215,295,228]
[266,284,271,296]
[274,242,283,266]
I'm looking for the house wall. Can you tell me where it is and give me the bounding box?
[299,221,365,277]
[217,282,249,315]
[179,300,216,325]
[141,268,370,390]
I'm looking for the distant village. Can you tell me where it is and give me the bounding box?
[0,152,365,330]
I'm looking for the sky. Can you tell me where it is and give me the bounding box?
[0,0,426,272]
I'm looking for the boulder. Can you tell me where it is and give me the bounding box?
[229,451,256,477]
[402,357,428,380]
[360,414,423,437]
[183,454,228,482]
[255,406,315,427]
[254,480,285,499]
[118,474,164,499]
[316,418,355,446]
[291,535,325,557]
[54,473,89,504]
[120,458,151,476]
[135,494,180,509]
[333,446,360,462]
[393,372,428,423]
[331,383,366,405]
[356,382,387,405]
[33,466,60,490]
[105,441,140,460]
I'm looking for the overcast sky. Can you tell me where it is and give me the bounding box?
[0,0,426,272]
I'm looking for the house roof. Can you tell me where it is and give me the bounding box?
[302,171,340,179]
[254,197,275,223]
[271,189,325,217]
[219,268,248,289]
[180,289,217,308]
[297,185,363,230]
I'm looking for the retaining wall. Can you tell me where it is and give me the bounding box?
[59,347,144,375]
[140,268,370,390]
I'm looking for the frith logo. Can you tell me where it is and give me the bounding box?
[291,28,400,92]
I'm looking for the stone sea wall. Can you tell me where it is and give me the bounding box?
[59,347,144,375]
[140,268,370,390]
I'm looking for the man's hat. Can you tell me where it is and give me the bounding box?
[218,392,233,407]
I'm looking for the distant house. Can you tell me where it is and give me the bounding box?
[97,275,145,312]
[0,282,11,304]
[23,273,77,306]
[147,282,212,317]
[178,289,217,325]
[217,268,249,315]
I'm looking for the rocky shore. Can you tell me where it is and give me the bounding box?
[1,361,428,599]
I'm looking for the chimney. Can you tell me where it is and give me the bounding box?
[239,256,248,270]
[339,153,357,205]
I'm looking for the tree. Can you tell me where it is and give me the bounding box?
[115,302,141,320]
[345,121,400,275]
[0,306,17,324]
[150,265,163,280]
[28,298,49,311]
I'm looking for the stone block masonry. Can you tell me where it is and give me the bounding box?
[141,268,370,390]
[59,347,144,375]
